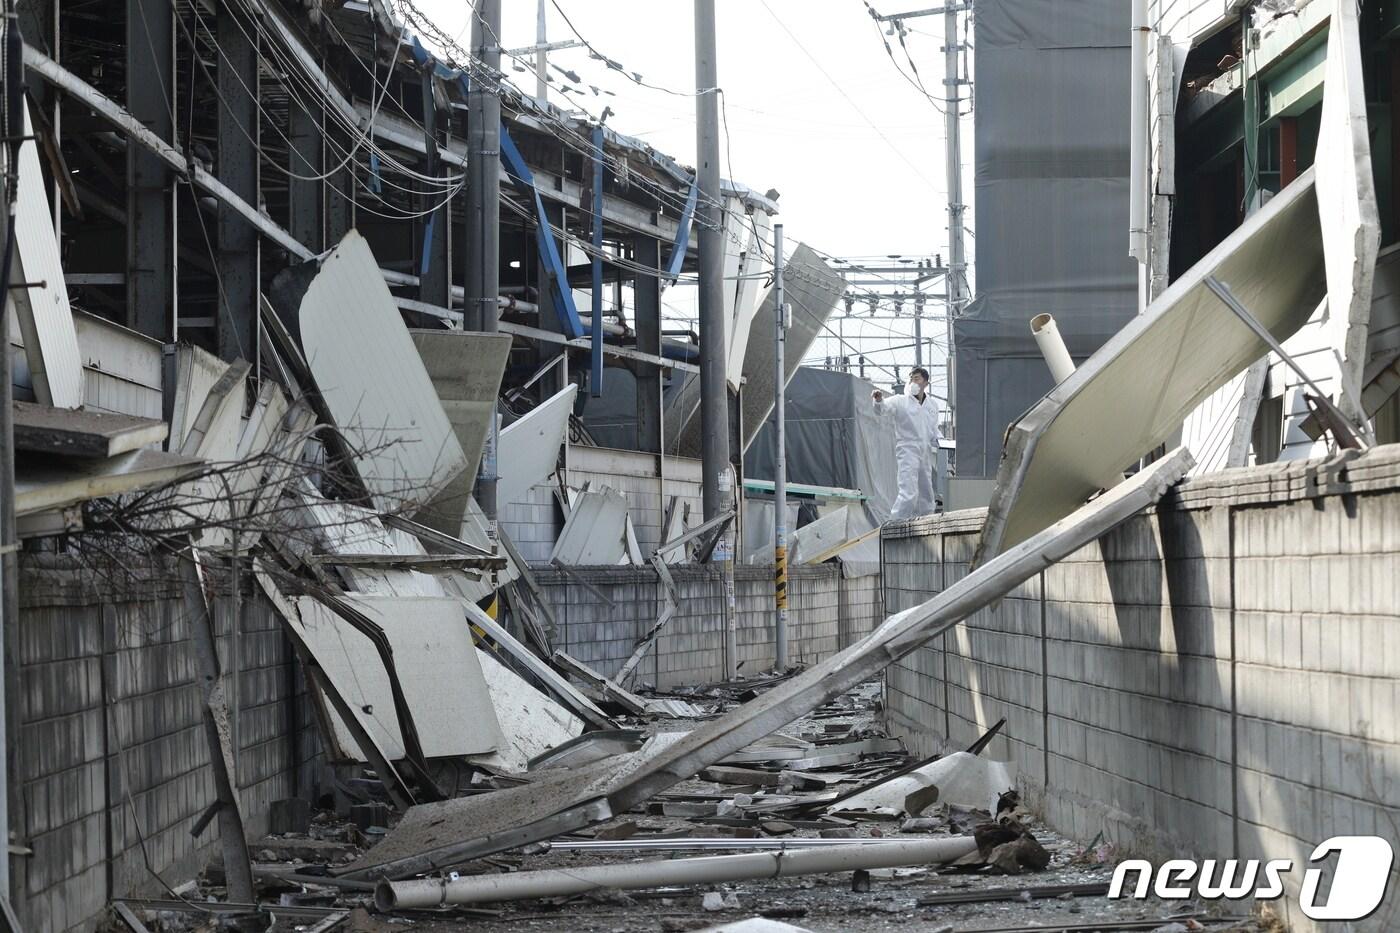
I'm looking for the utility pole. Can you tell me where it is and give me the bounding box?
[535,0,548,102]
[772,224,788,672]
[694,0,735,678]
[467,0,502,548]
[868,3,969,435]
[914,292,924,369]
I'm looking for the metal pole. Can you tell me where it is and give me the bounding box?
[694,0,729,523]
[943,3,966,437]
[772,224,788,671]
[0,3,21,900]
[694,0,735,679]
[535,0,548,102]
[468,0,502,548]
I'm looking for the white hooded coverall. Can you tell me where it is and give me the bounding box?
[875,383,941,520]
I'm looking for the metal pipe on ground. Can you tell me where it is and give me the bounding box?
[376,836,977,908]
[1030,313,1076,385]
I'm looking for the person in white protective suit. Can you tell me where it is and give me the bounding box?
[872,367,941,521]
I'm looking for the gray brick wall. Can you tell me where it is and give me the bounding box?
[881,446,1400,932]
[536,562,865,690]
[14,558,320,932]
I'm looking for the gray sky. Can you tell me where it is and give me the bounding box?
[410,0,973,391]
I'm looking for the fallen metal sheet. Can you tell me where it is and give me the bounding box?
[296,492,449,599]
[550,486,629,565]
[672,244,844,456]
[411,329,513,533]
[7,104,83,408]
[343,448,1191,879]
[699,920,814,933]
[789,506,849,565]
[301,231,465,514]
[497,384,576,508]
[552,651,650,716]
[1314,0,1380,420]
[830,752,1014,817]
[978,169,1322,562]
[12,402,166,457]
[726,211,774,393]
[254,565,417,809]
[462,601,614,730]
[15,447,204,517]
[528,729,645,772]
[291,595,506,760]
[177,359,250,549]
[470,650,585,774]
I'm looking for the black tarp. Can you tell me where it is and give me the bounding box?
[953,0,1138,477]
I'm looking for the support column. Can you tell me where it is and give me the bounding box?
[216,0,258,361]
[287,98,324,253]
[634,236,663,455]
[126,0,174,340]
[535,203,567,400]
[418,70,449,307]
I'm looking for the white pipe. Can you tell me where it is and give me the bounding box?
[376,836,978,909]
[1128,0,1149,261]
[1031,314,1076,385]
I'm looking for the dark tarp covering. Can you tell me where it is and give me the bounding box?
[744,367,899,522]
[953,0,1138,477]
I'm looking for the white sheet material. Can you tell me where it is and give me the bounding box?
[551,486,629,565]
[301,230,465,514]
[470,650,584,773]
[831,752,1015,817]
[1314,0,1380,422]
[497,384,577,508]
[6,104,83,409]
[292,595,505,761]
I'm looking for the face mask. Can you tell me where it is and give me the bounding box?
[905,380,925,399]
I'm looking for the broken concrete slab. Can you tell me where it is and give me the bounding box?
[301,230,465,515]
[978,167,1322,563]
[343,448,1193,880]
[15,447,204,518]
[12,402,167,457]
[410,329,513,534]
[790,506,849,565]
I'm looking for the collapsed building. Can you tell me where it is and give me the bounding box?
[0,0,1396,931]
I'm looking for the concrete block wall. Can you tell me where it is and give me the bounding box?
[536,562,867,691]
[500,482,558,564]
[14,558,318,932]
[881,446,1400,931]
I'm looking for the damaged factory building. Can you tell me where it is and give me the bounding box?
[0,0,1396,931]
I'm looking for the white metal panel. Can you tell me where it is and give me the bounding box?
[498,384,577,507]
[791,506,850,566]
[550,486,629,565]
[5,105,83,408]
[169,345,229,451]
[980,170,1324,560]
[301,230,465,514]
[728,211,773,391]
[470,650,584,774]
[1314,0,1379,421]
[294,595,506,761]
[73,310,162,419]
[15,448,203,516]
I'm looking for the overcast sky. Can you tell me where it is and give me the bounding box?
[411,0,973,390]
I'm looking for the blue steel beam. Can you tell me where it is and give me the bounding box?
[663,178,699,284]
[500,124,586,339]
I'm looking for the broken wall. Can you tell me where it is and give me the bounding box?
[882,445,1400,932]
[15,558,320,933]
